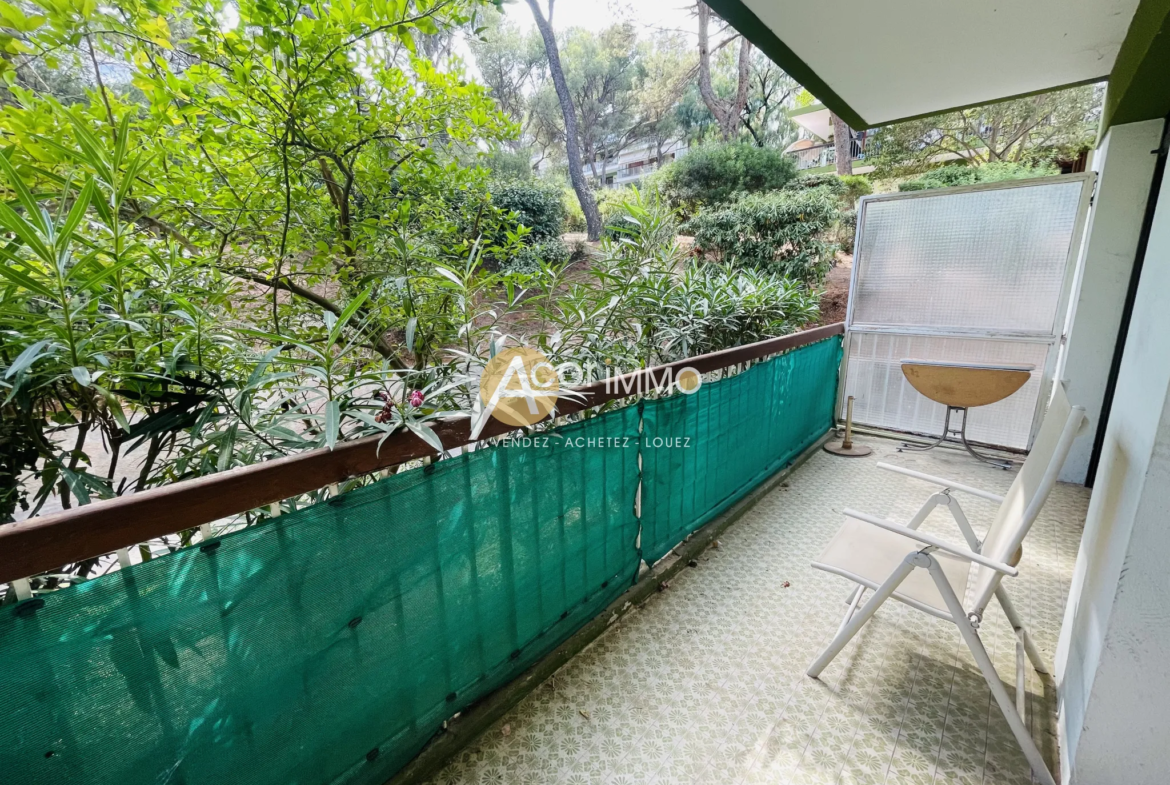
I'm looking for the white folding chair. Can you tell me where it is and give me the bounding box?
[807,383,1086,785]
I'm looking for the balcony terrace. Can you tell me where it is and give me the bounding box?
[0,322,1087,785]
[422,438,1086,785]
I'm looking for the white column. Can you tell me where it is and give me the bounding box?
[1059,119,1163,483]
[1056,125,1170,784]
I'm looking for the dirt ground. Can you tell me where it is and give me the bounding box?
[820,252,852,325]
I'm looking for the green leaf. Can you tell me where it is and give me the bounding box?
[71,366,91,387]
[0,259,54,298]
[433,265,463,286]
[59,177,95,242]
[405,316,417,353]
[0,199,52,264]
[324,399,340,450]
[405,419,444,455]
[328,287,372,344]
[0,148,45,233]
[5,339,50,378]
[65,113,113,185]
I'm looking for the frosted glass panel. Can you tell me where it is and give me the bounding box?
[852,182,1083,334]
[842,333,1050,451]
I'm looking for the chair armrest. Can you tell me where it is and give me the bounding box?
[842,508,1019,576]
[876,462,1005,504]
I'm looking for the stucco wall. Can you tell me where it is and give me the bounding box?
[1056,122,1170,784]
[1059,119,1162,484]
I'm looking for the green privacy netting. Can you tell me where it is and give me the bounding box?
[0,336,840,785]
[640,334,843,563]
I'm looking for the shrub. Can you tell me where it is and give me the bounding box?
[687,187,839,283]
[783,172,846,196]
[604,189,680,253]
[838,174,873,205]
[482,148,537,181]
[659,265,821,357]
[837,208,858,252]
[488,179,565,240]
[500,238,570,274]
[657,142,798,214]
[898,161,1058,191]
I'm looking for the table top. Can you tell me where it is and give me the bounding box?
[900,360,1034,408]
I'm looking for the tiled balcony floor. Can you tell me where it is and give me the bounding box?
[425,436,1089,785]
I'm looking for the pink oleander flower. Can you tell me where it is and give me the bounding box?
[408,389,425,408]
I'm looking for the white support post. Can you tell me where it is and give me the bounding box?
[835,587,866,638]
[906,493,946,530]
[269,502,281,517]
[116,548,132,569]
[1015,630,1028,719]
[943,494,982,550]
[200,524,213,542]
[926,555,1056,785]
[995,585,1050,674]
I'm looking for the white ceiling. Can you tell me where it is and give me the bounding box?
[739,0,1139,125]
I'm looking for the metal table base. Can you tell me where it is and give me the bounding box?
[897,405,1015,470]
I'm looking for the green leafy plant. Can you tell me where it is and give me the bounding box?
[686,188,840,282]
[655,142,798,215]
[488,179,566,241]
[898,162,1059,191]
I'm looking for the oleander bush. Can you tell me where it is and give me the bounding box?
[656,142,798,215]
[686,187,840,282]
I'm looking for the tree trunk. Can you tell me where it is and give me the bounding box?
[731,33,752,140]
[832,112,853,176]
[697,2,752,142]
[526,0,602,241]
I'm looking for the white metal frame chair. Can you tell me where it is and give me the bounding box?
[806,384,1086,785]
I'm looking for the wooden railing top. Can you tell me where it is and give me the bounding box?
[0,323,844,584]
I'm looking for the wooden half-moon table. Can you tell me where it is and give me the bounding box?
[899,360,1034,468]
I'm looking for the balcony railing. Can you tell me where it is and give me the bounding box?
[0,323,844,785]
[788,136,875,171]
[582,158,669,185]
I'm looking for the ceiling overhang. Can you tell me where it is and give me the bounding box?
[706,0,1154,130]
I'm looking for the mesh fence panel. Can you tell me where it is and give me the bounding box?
[0,337,840,785]
[640,336,842,563]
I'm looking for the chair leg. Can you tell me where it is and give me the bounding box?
[835,586,866,638]
[995,585,1050,675]
[807,554,918,678]
[926,557,1057,785]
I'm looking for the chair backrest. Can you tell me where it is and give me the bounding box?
[969,382,1086,614]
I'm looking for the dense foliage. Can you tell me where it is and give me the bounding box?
[487,179,565,241]
[654,142,798,214]
[687,186,840,282]
[0,0,534,526]
[533,193,819,369]
[872,84,1100,176]
[0,0,822,552]
[899,162,1059,191]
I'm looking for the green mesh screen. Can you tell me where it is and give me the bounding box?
[0,337,840,785]
[639,335,842,563]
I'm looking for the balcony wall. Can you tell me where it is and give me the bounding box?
[0,338,841,785]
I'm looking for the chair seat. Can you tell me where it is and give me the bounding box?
[812,516,972,619]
